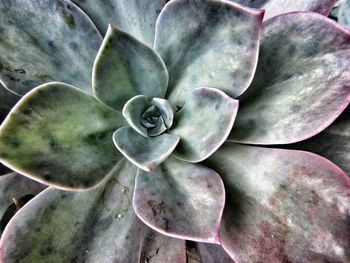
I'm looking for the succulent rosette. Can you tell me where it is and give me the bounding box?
[0,0,349,262]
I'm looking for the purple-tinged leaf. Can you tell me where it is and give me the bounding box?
[206,143,350,262]
[0,0,102,95]
[288,105,350,176]
[0,83,124,189]
[93,25,168,111]
[230,0,336,21]
[154,0,263,107]
[72,0,166,45]
[134,157,225,244]
[196,243,234,263]
[230,12,350,145]
[170,87,238,162]
[113,127,179,172]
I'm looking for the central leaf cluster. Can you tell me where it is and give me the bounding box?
[122,95,174,138]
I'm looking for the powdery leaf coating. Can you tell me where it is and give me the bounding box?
[0,0,102,95]
[230,12,350,145]
[93,25,168,111]
[206,143,350,263]
[290,105,350,176]
[0,172,45,219]
[0,83,124,189]
[338,0,350,29]
[113,127,179,172]
[196,243,234,263]
[72,0,166,46]
[0,160,186,263]
[171,87,238,162]
[140,227,186,263]
[230,0,336,21]
[133,157,225,244]
[154,0,263,107]
[122,95,149,137]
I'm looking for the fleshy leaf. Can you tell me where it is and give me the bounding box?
[113,127,179,172]
[0,160,144,262]
[93,25,168,111]
[289,105,350,176]
[230,0,336,21]
[0,83,124,189]
[171,87,238,162]
[338,0,350,29]
[151,98,174,128]
[0,0,102,95]
[72,0,166,46]
[133,157,225,243]
[148,116,167,137]
[154,0,263,107]
[122,95,149,137]
[206,143,350,262]
[0,160,186,262]
[0,173,45,220]
[140,227,186,263]
[196,243,234,263]
[230,12,350,144]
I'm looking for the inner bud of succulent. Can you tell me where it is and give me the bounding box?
[122,95,174,138]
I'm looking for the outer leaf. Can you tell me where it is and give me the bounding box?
[230,13,350,145]
[113,127,179,172]
[0,160,186,262]
[154,0,263,107]
[0,160,145,263]
[338,0,350,29]
[72,0,166,46]
[289,105,350,176]
[140,227,186,263]
[93,25,168,112]
[0,0,102,95]
[206,143,350,262]
[0,82,124,189]
[171,87,238,162]
[196,243,234,263]
[230,0,336,20]
[0,173,45,219]
[133,157,225,244]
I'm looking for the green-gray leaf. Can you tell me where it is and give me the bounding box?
[93,25,168,111]
[72,0,166,46]
[0,0,102,95]
[0,82,124,189]
[171,87,238,162]
[113,127,179,172]
[154,0,263,107]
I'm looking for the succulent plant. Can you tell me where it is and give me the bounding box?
[0,0,349,262]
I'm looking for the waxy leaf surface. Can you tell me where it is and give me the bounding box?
[0,0,102,95]
[154,0,263,107]
[206,143,350,263]
[231,0,336,20]
[0,160,185,263]
[338,0,350,29]
[72,0,166,46]
[171,87,238,162]
[290,105,350,176]
[0,83,124,189]
[134,157,225,243]
[93,25,168,111]
[230,13,350,144]
[113,127,179,172]
[196,243,234,263]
